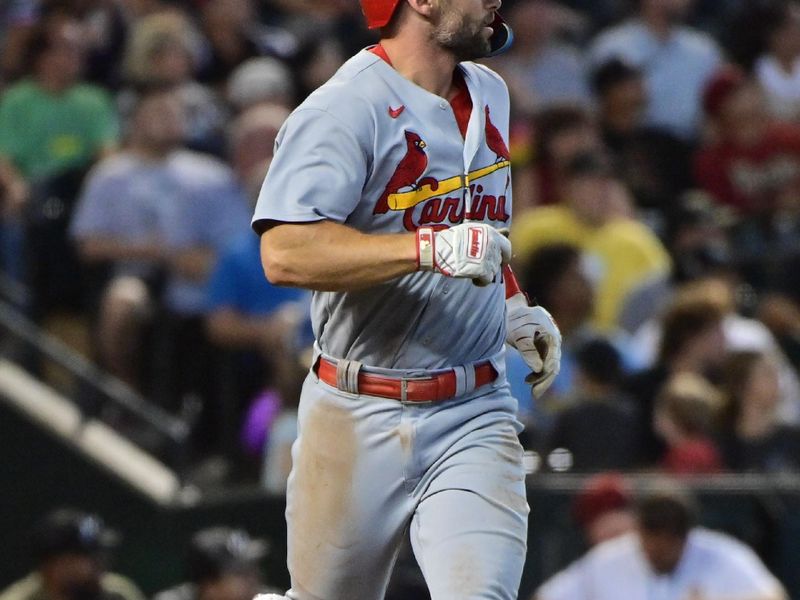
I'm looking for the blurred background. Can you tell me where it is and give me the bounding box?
[1,0,800,598]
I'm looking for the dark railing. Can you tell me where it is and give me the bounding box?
[0,292,191,477]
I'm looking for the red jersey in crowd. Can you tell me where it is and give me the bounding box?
[694,123,800,215]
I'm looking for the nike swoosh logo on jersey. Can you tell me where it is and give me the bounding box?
[388,105,405,119]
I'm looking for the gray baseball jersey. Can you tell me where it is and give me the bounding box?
[252,49,513,370]
[252,48,528,600]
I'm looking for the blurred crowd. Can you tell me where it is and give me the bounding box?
[3,0,800,491]
[1,482,789,600]
[0,508,284,600]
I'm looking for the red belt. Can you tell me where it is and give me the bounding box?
[316,357,497,403]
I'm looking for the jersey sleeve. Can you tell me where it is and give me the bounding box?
[252,107,368,231]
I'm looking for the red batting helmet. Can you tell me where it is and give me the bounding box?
[359,0,514,56]
[360,0,402,29]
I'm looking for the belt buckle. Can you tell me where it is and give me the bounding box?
[399,376,436,406]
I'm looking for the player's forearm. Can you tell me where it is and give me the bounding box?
[260,220,417,291]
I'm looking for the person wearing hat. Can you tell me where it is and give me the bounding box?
[152,527,279,600]
[571,473,636,548]
[533,483,787,600]
[695,65,800,218]
[0,509,144,600]
[511,150,671,332]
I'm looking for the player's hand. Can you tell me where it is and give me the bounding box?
[505,293,561,397]
[416,224,511,285]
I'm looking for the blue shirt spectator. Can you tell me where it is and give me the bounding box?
[71,150,250,316]
[207,233,304,317]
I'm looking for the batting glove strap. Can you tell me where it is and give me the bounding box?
[416,227,436,271]
[418,223,511,284]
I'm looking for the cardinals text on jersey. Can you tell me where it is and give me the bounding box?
[374,106,512,231]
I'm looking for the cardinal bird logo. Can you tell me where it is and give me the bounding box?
[484,105,510,162]
[374,130,437,214]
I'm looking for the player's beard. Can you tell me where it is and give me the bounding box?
[430,2,492,61]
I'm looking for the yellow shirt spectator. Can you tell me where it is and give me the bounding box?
[512,153,671,331]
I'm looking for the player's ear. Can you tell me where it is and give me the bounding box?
[405,0,436,20]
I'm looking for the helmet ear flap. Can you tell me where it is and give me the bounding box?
[487,13,514,57]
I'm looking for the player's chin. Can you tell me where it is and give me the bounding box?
[448,36,492,61]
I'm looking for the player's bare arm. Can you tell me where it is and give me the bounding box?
[260,220,418,291]
[260,218,511,291]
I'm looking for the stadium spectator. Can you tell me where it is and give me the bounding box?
[756,293,800,372]
[120,10,228,155]
[0,508,144,600]
[571,473,636,547]
[591,57,693,213]
[753,0,800,121]
[534,483,787,600]
[695,65,800,218]
[0,15,118,215]
[0,0,39,85]
[152,526,280,600]
[589,0,722,140]
[225,58,294,113]
[624,291,726,465]
[520,104,600,208]
[70,84,250,416]
[508,242,594,421]
[68,84,179,387]
[195,0,298,87]
[0,14,118,285]
[544,338,641,472]
[719,350,800,473]
[511,150,671,332]
[653,372,724,474]
[40,0,130,90]
[492,0,591,117]
[631,277,800,425]
[694,65,800,295]
[508,243,642,431]
[663,189,735,285]
[225,104,290,191]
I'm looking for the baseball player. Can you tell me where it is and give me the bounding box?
[252,1,561,598]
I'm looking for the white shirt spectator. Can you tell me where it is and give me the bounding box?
[755,55,800,121]
[536,528,784,600]
[589,19,722,140]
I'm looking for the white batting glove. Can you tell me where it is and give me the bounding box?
[416,224,512,285]
[506,292,562,397]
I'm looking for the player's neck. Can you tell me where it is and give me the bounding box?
[379,34,458,99]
